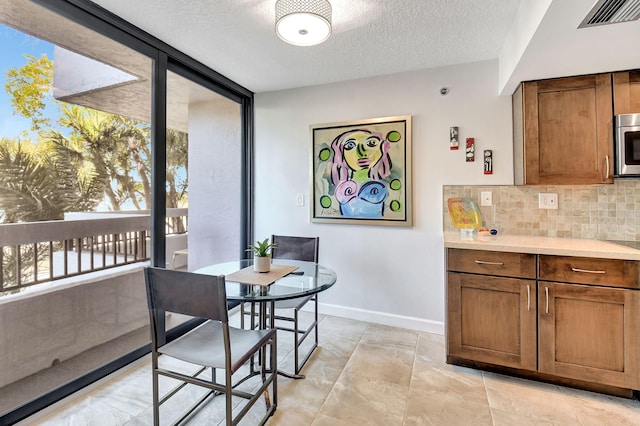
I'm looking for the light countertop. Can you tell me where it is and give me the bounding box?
[443,232,640,261]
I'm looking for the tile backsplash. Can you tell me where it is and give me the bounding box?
[443,180,640,241]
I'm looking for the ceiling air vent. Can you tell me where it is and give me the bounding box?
[578,0,640,27]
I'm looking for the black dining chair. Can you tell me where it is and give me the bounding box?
[240,235,320,377]
[144,267,277,426]
[270,235,320,376]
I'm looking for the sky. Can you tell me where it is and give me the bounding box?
[0,24,122,211]
[0,23,187,212]
[0,24,55,140]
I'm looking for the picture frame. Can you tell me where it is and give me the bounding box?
[449,126,459,150]
[310,115,412,226]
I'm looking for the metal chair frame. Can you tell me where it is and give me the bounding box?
[240,235,319,378]
[145,267,277,426]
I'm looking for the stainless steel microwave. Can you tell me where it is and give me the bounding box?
[615,113,640,177]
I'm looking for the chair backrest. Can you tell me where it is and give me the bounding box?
[271,235,319,262]
[144,267,228,343]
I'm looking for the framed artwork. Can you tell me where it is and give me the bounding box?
[310,115,412,226]
[449,126,459,150]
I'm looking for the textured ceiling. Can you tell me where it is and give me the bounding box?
[89,0,523,93]
[2,0,637,132]
[9,0,640,97]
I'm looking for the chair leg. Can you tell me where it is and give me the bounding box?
[251,302,258,330]
[260,340,270,409]
[272,335,278,410]
[152,354,160,426]
[294,308,300,374]
[314,295,319,347]
[226,369,233,426]
[294,296,319,375]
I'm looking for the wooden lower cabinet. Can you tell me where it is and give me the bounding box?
[446,248,640,395]
[447,272,537,370]
[538,281,640,389]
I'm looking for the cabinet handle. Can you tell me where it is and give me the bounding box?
[604,155,610,180]
[526,284,530,311]
[571,267,606,274]
[474,260,504,266]
[545,287,549,314]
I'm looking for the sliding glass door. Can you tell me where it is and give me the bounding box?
[0,0,252,422]
[163,67,244,331]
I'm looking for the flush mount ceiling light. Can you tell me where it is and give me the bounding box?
[275,0,332,46]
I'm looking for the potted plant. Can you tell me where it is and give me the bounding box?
[247,238,277,272]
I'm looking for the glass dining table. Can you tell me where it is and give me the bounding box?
[195,258,337,328]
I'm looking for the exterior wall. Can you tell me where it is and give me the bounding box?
[0,266,147,388]
[166,233,188,269]
[254,59,513,333]
[188,99,242,271]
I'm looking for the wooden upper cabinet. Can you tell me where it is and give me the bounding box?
[513,74,614,185]
[613,70,640,115]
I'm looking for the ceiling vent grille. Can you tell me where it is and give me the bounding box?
[579,0,640,27]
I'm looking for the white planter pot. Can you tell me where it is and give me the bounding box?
[254,256,271,273]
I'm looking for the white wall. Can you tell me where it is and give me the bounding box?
[254,59,513,333]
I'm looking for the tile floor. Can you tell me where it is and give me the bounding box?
[19,314,640,425]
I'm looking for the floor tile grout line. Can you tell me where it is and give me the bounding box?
[555,384,585,425]
[309,320,371,424]
[401,330,422,425]
[481,371,498,426]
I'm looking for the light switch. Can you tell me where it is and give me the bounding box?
[296,193,304,206]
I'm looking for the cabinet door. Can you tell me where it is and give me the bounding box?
[522,74,613,184]
[613,70,640,115]
[447,272,537,370]
[538,282,640,388]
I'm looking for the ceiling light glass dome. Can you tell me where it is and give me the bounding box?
[275,0,332,46]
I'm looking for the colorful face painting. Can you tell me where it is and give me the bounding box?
[311,116,412,226]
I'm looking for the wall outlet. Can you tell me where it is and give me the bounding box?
[480,191,492,206]
[539,193,558,209]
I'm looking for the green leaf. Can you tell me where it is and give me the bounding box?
[246,238,277,257]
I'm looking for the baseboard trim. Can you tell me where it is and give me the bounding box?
[316,302,444,335]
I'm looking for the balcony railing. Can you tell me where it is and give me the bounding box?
[0,209,187,295]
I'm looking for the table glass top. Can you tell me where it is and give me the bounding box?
[194,259,337,301]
